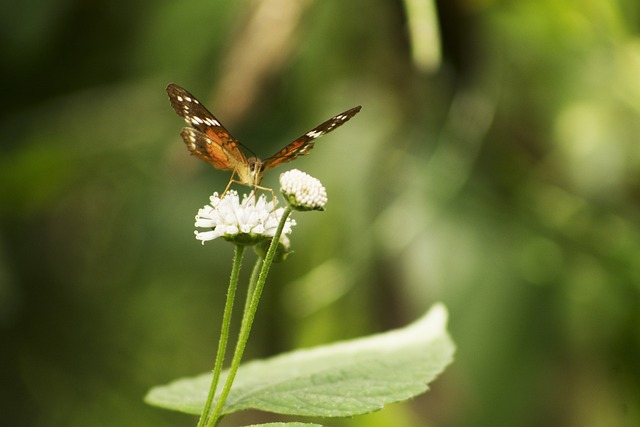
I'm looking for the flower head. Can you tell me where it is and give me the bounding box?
[280,169,328,211]
[194,190,296,245]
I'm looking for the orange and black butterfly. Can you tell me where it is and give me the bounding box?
[167,83,361,191]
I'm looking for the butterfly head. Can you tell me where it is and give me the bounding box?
[240,157,266,187]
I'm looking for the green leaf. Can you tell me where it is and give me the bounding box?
[145,303,454,418]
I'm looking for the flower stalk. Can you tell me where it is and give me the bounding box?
[194,170,327,426]
[206,205,293,426]
[197,244,245,427]
[244,256,263,316]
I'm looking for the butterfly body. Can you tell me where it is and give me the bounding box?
[167,83,361,188]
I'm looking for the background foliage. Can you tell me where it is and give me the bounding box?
[1,0,639,426]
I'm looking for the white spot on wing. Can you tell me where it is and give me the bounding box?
[204,118,220,127]
[306,130,324,138]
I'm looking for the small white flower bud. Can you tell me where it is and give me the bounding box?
[279,169,328,211]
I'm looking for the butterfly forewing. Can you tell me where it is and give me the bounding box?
[263,105,362,170]
[167,84,226,134]
[166,83,248,169]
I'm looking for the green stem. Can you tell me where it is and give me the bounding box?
[206,205,293,427]
[197,244,245,427]
[244,256,263,316]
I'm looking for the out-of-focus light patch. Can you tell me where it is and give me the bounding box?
[529,184,587,230]
[400,216,483,308]
[282,259,351,317]
[614,39,640,115]
[555,102,626,198]
[374,189,427,256]
[402,0,441,73]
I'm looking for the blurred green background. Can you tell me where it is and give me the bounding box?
[1,0,639,426]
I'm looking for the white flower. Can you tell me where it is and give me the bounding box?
[194,190,296,245]
[280,169,328,211]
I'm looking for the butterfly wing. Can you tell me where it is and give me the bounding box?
[166,83,248,169]
[263,106,361,171]
[181,128,235,170]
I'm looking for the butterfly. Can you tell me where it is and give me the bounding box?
[166,83,361,194]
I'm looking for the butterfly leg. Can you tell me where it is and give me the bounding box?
[241,184,276,209]
[250,185,277,210]
[220,170,241,199]
[219,171,277,209]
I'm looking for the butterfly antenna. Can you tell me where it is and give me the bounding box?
[238,141,258,158]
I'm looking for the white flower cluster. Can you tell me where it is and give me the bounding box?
[280,169,328,211]
[194,190,295,245]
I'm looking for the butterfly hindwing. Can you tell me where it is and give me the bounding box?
[167,83,248,167]
[180,128,234,171]
[263,105,362,170]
